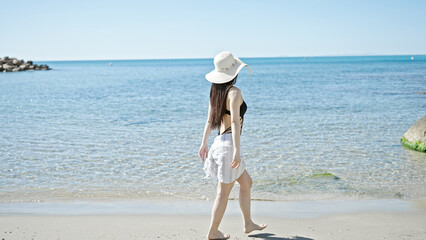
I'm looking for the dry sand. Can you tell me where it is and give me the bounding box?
[1,211,425,240]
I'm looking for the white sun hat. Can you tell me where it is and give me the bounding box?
[205,51,251,84]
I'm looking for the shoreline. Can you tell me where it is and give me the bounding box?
[1,198,424,217]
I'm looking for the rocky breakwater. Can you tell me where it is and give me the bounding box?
[401,115,426,152]
[0,56,51,72]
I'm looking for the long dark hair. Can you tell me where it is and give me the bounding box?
[209,75,238,130]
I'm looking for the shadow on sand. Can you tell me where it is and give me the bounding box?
[248,233,314,240]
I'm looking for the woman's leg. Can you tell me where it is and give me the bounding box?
[208,181,235,239]
[236,170,267,233]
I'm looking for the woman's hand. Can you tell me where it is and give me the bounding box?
[230,151,241,168]
[198,144,208,162]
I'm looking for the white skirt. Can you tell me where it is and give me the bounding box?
[203,133,245,183]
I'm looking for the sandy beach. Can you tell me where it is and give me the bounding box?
[1,211,425,240]
[1,199,425,240]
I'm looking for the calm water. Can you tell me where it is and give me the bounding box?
[1,56,425,203]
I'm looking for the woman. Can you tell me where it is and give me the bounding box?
[199,51,267,239]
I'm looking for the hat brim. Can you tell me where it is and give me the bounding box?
[205,58,251,84]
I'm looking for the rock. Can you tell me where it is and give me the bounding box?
[2,64,11,70]
[310,172,340,180]
[0,57,51,73]
[401,115,426,152]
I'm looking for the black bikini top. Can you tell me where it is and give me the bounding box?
[219,100,247,135]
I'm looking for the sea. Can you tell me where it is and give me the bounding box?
[1,55,426,208]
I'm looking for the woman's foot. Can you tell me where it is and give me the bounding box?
[207,230,230,239]
[244,221,267,234]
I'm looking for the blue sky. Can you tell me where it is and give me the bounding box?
[1,0,425,60]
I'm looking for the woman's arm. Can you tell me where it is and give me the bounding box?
[199,102,213,162]
[228,87,242,169]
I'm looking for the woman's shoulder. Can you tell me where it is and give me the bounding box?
[227,86,242,100]
[228,86,241,95]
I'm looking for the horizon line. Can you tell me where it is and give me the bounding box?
[26,53,426,62]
